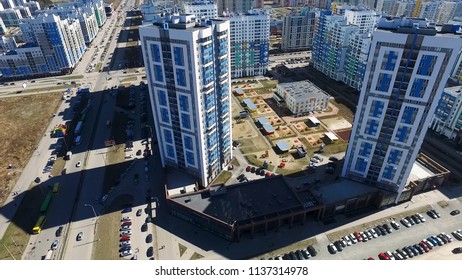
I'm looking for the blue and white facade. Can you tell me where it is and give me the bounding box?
[225,9,270,78]
[140,14,232,187]
[0,13,86,77]
[342,17,462,201]
[430,86,462,139]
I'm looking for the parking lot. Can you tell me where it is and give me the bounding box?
[257,187,462,260]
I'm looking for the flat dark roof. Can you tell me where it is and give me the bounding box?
[170,176,303,225]
[310,179,379,205]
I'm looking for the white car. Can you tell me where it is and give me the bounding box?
[342,236,352,246]
[121,217,131,222]
[416,213,426,223]
[120,226,132,231]
[369,228,378,238]
[120,241,131,247]
[348,233,358,244]
[76,161,81,168]
[119,250,132,257]
[51,240,59,250]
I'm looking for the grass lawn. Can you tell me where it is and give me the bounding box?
[22,85,78,94]
[59,75,84,80]
[0,93,62,206]
[211,171,232,185]
[93,194,134,260]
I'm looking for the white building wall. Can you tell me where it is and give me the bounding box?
[342,19,462,201]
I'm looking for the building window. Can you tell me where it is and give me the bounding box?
[158,90,167,106]
[151,44,161,62]
[166,144,175,159]
[178,95,189,112]
[163,129,173,144]
[186,151,195,166]
[184,135,193,150]
[154,65,164,82]
[160,108,170,123]
[173,46,184,66]
[355,158,368,172]
[181,113,191,129]
[401,106,418,125]
[176,68,186,87]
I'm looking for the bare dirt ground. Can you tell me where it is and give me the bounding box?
[0,93,62,206]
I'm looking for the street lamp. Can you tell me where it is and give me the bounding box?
[84,203,100,241]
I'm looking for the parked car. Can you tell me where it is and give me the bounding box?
[307,245,317,257]
[136,209,142,216]
[400,218,411,227]
[396,248,408,259]
[411,215,421,224]
[51,240,59,250]
[327,243,337,254]
[452,229,462,241]
[342,235,352,246]
[427,210,438,219]
[55,226,63,237]
[369,228,378,238]
[378,252,390,260]
[405,216,415,226]
[385,251,395,260]
[390,220,401,230]
[382,223,393,234]
[120,250,132,257]
[354,232,362,242]
[415,212,426,223]
[76,232,83,241]
[450,209,460,216]
[452,247,462,254]
[334,240,343,251]
[348,233,358,244]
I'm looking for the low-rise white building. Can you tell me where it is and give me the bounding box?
[184,1,217,20]
[277,81,330,115]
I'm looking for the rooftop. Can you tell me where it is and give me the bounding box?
[169,176,303,225]
[378,17,462,35]
[278,80,329,101]
[444,85,462,96]
[309,178,380,205]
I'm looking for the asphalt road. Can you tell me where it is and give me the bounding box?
[0,0,142,260]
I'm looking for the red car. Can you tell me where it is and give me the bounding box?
[378,252,390,260]
[246,166,251,172]
[265,172,272,177]
[354,232,362,242]
[120,235,130,241]
[419,242,430,252]
[121,222,132,227]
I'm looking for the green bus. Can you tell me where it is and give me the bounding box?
[32,215,47,234]
[40,192,53,213]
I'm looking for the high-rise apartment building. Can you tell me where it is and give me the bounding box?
[313,11,359,81]
[281,7,316,52]
[376,0,399,16]
[415,0,441,22]
[226,9,270,78]
[344,8,380,34]
[343,32,371,90]
[436,1,462,24]
[430,86,462,139]
[139,14,232,187]
[184,1,218,19]
[0,13,86,77]
[342,17,462,202]
[396,1,415,17]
